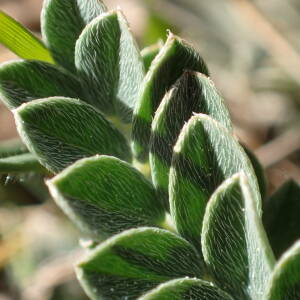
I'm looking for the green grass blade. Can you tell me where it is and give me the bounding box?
[47,156,165,239]
[263,180,300,258]
[14,97,132,173]
[76,227,204,300]
[0,60,83,109]
[150,72,232,209]
[0,153,46,174]
[75,10,145,121]
[202,173,274,300]
[169,114,261,250]
[41,0,107,71]
[264,241,300,300]
[0,11,54,63]
[132,32,209,162]
[138,278,234,300]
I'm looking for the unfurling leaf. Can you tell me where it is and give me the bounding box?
[47,156,164,239]
[14,97,131,173]
[75,10,145,121]
[41,0,107,71]
[263,180,300,258]
[0,60,82,109]
[202,173,274,299]
[0,11,54,63]
[264,241,300,300]
[76,227,204,300]
[132,33,209,161]
[170,114,261,250]
[139,278,234,300]
[141,41,163,71]
[150,71,232,208]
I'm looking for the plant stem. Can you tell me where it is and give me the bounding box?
[0,153,47,174]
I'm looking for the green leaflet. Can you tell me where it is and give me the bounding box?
[0,60,83,109]
[150,72,232,209]
[47,156,164,239]
[263,180,300,258]
[76,227,204,300]
[0,138,27,158]
[202,173,274,300]
[264,241,300,300]
[132,33,209,162]
[169,114,261,250]
[14,97,131,174]
[242,144,267,199]
[138,278,234,300]
[141,41,163,71]
[0,153,45,174]
[41,0,107,71]
[0,11,54,63]
[75,10,145,122]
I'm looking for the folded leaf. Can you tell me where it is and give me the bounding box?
[141,41,163,71]
[263,180,300,258]
[75,10,145,121]
[0,11,54,63]
[0,60,83,109]
[150,72,232,209]
[132,33,209,161]
[41,0,107,71]
[169,114,261,249]
[264,241,300,300]
[47,156,164,239]
[0,138,27,158]
[14,97,131,173]
[202,173,274,300]
[0,153,45,174]
[76,227,204,300]
[242,144,267,199]
[138,278,234,300]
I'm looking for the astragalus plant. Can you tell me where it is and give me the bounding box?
[0,0,300,299]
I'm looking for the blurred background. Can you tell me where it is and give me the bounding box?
[0,0,300,299]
